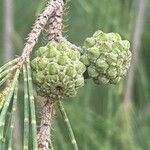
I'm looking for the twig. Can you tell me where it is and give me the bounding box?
[37,101,54,150]
[17,0,56,68]
[48,0,81,51]
[123,0,146,102]
[48,0,64,41]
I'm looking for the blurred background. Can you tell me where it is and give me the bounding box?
[0,0,150,149]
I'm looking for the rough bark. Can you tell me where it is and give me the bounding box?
[48,0,64,41]
[48,0,81,51]
[38,101,54,150]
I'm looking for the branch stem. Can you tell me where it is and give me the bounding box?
[38,101,54,150]
[17,0,56,68]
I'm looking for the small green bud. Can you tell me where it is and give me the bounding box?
[93,30,108,41]
[107,52,118,62]
[46,75,58,83]
[96,59,109,71]
[75,62,86,74]
[57,55,68,65]
[121,40,130,50]
[47,48,58,58]
[87,47,100,60]
[67,50,80,60]
[37,47,47,56]
[127,51,132,57]
[121,51,128,58]
[88,66,99,78]
[107,67,117,78]
[34,72,45,84]
[120,68,127,76]
[61,75,70,84]
[59,74,66,82]
[66,65,75,76]
[38,58,47,70]
[75,77,84,88]
[113,40,130,52]
[116,58,123,66]
[84,37,95,48]
[58,42,68,51]
[107,33,121,41]
[99,42,112,52]
[93,30,104,37]
[80,55,90,66]
[31,57,39,70]
[48,63,58,75]
[113,42,122,50]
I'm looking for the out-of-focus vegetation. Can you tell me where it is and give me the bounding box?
[0,0,150,149]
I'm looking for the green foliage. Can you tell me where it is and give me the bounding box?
[0,0,150,150]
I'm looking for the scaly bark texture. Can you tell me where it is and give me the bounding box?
[48,0,64,41]
[38,101,54,150]
[48,0,81,51]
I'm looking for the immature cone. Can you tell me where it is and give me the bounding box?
[31,41,86,101]
[81,30,132,84]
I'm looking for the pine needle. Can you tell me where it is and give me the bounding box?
[8,81,18,149]
[0,59,18,74]
[0,69,20,148]
[1,112,12,149]
[26,60,38,149]
[0,69,10,80]
[57,101,78,150]
[0,65,17,82]
[23,65,30,150]
[0,75,9,87]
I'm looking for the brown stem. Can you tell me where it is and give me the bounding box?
[17,0,56,68]
[38,101,54,150]
[48,0,81,51]
[48,0,64,42]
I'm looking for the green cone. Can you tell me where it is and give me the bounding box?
[81,30,132,84]
[31,41,86,101]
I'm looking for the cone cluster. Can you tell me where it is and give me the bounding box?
[31,41,86,100]
[80,30,132,84]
